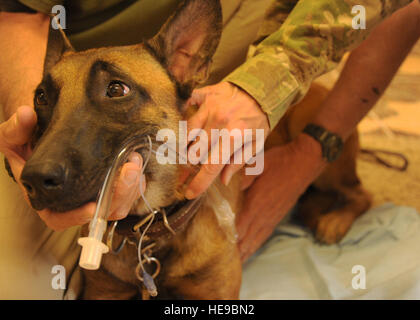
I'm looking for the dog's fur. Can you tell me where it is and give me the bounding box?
[18,0,371,299]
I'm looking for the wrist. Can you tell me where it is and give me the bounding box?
[293,133,326,171]
[225,81,271,131]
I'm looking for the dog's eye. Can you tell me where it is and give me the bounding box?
[107,81,130,98]
[35,89,48,105]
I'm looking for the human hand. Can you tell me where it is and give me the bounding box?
[0,105,145,231]
[185,82,270,199]
[236,134,325,262]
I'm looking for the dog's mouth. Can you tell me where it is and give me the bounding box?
[29,186,100,213]
[31,143,153,213]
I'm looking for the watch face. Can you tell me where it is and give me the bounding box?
[303,124,344,163]
[325,135,343,162]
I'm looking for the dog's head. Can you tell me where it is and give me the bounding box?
[20,0,222,212]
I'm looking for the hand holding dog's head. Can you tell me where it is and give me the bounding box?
[20,0,222,213]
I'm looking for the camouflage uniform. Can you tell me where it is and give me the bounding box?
[225,0,415,128]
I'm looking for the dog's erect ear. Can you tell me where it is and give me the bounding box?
[146,0,222,97]
[43,16,74,77]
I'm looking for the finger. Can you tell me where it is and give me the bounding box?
[187,103,209,139]
[38,202,96,231]
[220,140,251,186]
[185,105,211,163]
[187,126,213,165]
[220,163,242,187]
[186,127,236,195]
[0,106,36,149]
[7,153,26,182]
[186,85,224,148]
[221,133,262,186]
[108,153,144,220]
[195,112,237,163]
[185,162,224,199]
[186,86,213,108]
[177,165,196,188]
[109,169,146,221]
[184,129,215,200]
[0,106,37,183]
[185,127,243,199]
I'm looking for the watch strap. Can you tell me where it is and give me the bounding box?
[303,123,343,162]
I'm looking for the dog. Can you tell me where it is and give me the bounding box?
[14,0,371,299]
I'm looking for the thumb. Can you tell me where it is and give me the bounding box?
[0,106,37,148]
[186,85,213,108]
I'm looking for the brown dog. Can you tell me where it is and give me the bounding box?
[15,0,370,299]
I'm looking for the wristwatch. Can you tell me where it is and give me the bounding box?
[303,124,344,163]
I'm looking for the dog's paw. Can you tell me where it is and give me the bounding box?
[315,210,356,244]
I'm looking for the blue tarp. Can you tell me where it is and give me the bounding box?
[241,203,420,299]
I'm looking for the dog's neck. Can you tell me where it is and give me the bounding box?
[114,196,204,245]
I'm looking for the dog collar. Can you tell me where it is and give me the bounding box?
[112,196,203,244]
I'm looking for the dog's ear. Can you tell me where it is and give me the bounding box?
[146,0,222,98]
[43,16,74,77]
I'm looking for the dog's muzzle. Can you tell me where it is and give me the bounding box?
[20,160,68,210]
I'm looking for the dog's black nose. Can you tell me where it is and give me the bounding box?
[20,161,67,201]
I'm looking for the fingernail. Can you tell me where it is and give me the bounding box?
[124,169,138,187]
[224,172,233,186]
[128,153,142,167]
[185,189,195,199]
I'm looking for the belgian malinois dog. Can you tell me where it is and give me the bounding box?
[15,0,371,299]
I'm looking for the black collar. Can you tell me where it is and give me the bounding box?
[113,197,203,243]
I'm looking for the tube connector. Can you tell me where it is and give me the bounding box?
[78,237,109,270]
[78,218,109,270]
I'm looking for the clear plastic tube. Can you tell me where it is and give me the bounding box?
[78,135,149,270]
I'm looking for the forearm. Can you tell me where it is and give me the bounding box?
[0,12,49,119]
[313,1,420,140]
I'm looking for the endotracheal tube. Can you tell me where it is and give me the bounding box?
[78,135,151,270]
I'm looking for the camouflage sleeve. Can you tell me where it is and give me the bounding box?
[224,0,414,129]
